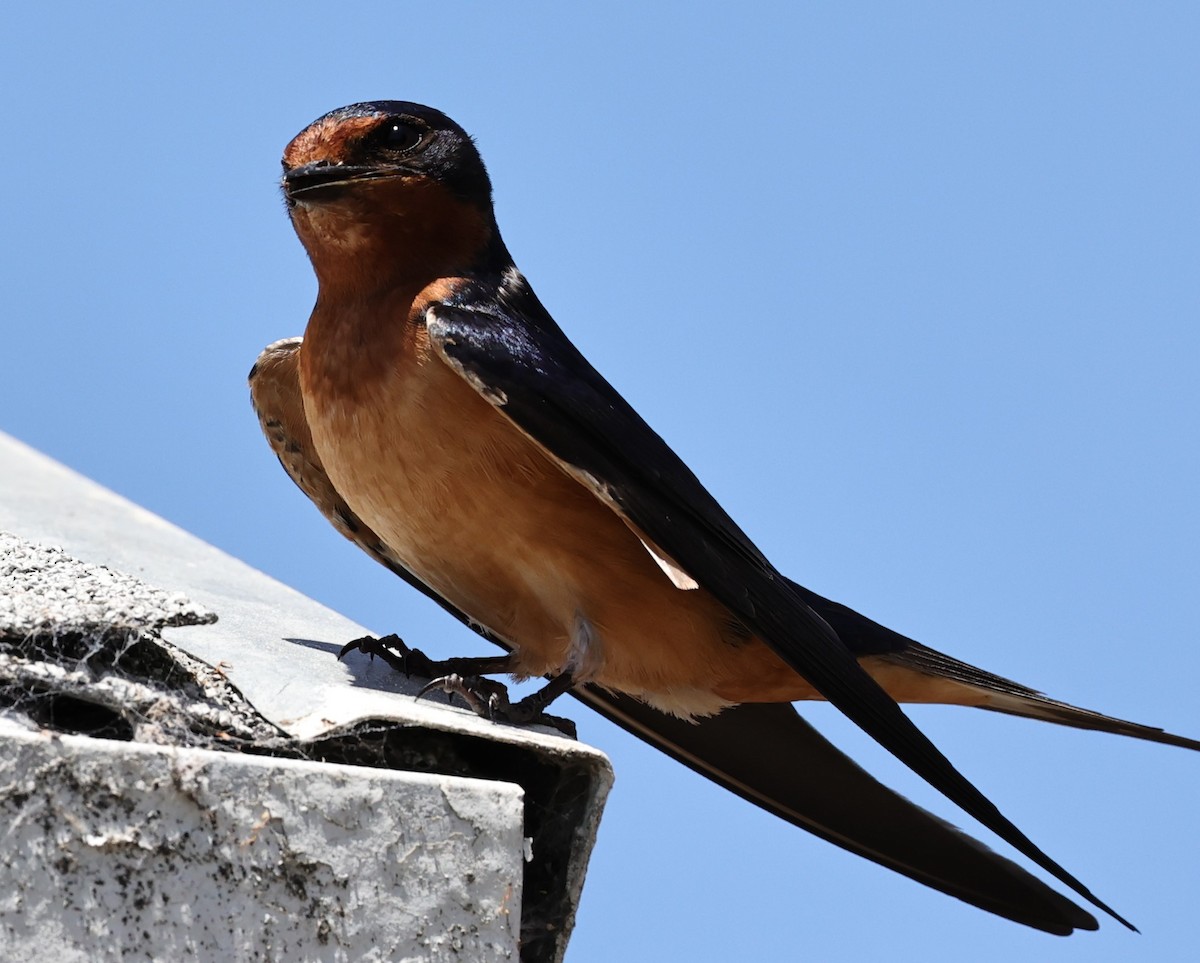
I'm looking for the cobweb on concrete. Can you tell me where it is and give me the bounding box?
[0,532,286,750]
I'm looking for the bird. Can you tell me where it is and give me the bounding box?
[251,100,1197,937]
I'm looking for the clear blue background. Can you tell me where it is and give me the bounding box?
[4,3,1197,960]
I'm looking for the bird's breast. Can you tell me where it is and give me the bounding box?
[300,307,629,663]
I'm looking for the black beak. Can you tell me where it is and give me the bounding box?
[283,161,409,202]
[283,161,359,199]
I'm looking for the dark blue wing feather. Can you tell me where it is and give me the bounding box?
[425,275,1130,929]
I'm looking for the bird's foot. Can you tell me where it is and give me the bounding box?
[417,672,578,738]
[340,633,511,678]
[339,633,439,677]
[339,634,576,736]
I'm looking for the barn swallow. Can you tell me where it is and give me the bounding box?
[252,100,1198,936]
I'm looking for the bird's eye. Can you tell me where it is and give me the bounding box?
[379,121,424,153]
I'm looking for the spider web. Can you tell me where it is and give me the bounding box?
[0,532,284,749]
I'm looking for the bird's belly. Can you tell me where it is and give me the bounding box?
[301,346,802,717]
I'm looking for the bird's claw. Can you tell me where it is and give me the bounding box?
[416,672,577,738]
[417,672,510,715]
[339,633,437,677]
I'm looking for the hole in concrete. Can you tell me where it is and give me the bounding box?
[10,691,135,741]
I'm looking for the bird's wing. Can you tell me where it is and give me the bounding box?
[421,282,1130,928]
[575,692,1096,934]
[248,335,1096,933]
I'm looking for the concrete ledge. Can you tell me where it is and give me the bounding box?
[0,432,612,963]
[0,723,524,961]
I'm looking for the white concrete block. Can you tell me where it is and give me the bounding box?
[0,722,524,962]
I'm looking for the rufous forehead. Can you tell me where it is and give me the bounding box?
[282,115,382,170]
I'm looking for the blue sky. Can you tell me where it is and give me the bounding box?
[4,3,1198,959]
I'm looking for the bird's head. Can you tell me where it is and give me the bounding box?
[281,101,499,292]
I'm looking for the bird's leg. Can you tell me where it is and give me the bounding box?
[506,670,577,723]
[339,633,512,678]
[417,671,578,738]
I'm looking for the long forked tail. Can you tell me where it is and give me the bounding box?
[886,642,1200,751]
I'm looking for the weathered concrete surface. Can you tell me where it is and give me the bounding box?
[0,722,524,962]
[0,432,612,963]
